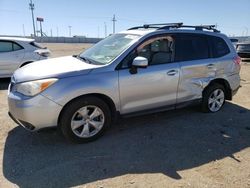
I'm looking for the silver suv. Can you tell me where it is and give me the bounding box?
[8,23,241,143]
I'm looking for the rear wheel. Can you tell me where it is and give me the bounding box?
[201,83,225,113]
[59,97,111,143]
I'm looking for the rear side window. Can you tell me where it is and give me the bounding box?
[0,41,23,52]
[210,36,230,58]
[13,43,23,51]
[175,34,209,62]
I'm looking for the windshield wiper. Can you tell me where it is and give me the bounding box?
[73,55,92,64]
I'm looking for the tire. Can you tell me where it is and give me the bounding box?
[201,83,226,113]
[59,96,111,143]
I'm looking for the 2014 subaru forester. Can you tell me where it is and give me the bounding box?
[8,23,241,143]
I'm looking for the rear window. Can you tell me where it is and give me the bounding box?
[175,34,209,61]
[210,36,230,58]
[30,41,44,49]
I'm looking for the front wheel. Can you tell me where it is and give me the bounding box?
[201,84,225,113]
[59,97,111,143]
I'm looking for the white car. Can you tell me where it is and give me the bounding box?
[0,37,50,78]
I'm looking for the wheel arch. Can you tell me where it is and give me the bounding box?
[58,93,118,126]
[204,78,232,100]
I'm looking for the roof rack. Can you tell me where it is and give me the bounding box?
[128,23,220,33]
[179,25,220,32]
[128,22,183,30]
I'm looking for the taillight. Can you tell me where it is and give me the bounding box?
[233,56,241,66]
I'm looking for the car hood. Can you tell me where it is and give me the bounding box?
[13,56,102,83]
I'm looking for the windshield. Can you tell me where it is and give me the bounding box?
[79,33,140,65]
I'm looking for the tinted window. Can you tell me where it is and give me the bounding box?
[175,34,209,61]
[211,36,230,58]
[0,41,13,52]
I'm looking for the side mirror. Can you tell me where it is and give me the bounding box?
[132,56,148,68]
[130,56,148,74]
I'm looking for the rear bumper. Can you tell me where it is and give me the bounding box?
[232,85,241,96]
[8,91,62,131]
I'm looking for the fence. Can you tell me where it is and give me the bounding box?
[34,36,103,43]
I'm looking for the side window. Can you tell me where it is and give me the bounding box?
[0,41,13,52]
[13,43,23,51]
[120,36,174,68]
[175,34,209,62]
[0,41,23,52]
[137,36,174,65]
[211,36,230,58]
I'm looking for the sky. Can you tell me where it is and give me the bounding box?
[0,0,250,38]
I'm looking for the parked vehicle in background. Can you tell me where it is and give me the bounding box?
[0,37,50,78]
[236,42,250,60]
[230,38,239,48]
[8,23,241,143]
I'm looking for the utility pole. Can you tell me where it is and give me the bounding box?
[104,22,107,37]
[22,24,26,36]
[68,26,72,37]
[37,17,44,37]
[39,20,43,36]
[36,20,38,36]
[57,27,59,37]
[50,29,53,37]
[98,26,100,38]
[29,0,36,37]
[244,27,249,36]
[112,14,117,34]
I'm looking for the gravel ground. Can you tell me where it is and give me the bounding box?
[0,43,250,188]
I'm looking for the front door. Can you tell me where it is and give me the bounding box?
[118,35,180,114]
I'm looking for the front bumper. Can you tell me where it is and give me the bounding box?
[8,91,62,131]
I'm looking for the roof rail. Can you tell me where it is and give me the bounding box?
[178,25,220,32]
[127,22,183,30]
[128,23,220,32]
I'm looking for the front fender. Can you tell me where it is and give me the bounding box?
[41,71,120,111]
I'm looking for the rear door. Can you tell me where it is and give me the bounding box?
[0,41,24,77]
[175,34,216,103]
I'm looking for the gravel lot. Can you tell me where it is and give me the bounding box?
[0,43,250,188]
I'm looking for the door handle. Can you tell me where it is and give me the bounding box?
[207,64,215,69]
[167,70,178,76]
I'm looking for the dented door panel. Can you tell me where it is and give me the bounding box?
[177,58,218,103]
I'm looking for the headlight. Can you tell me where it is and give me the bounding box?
[14,78,58,97]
